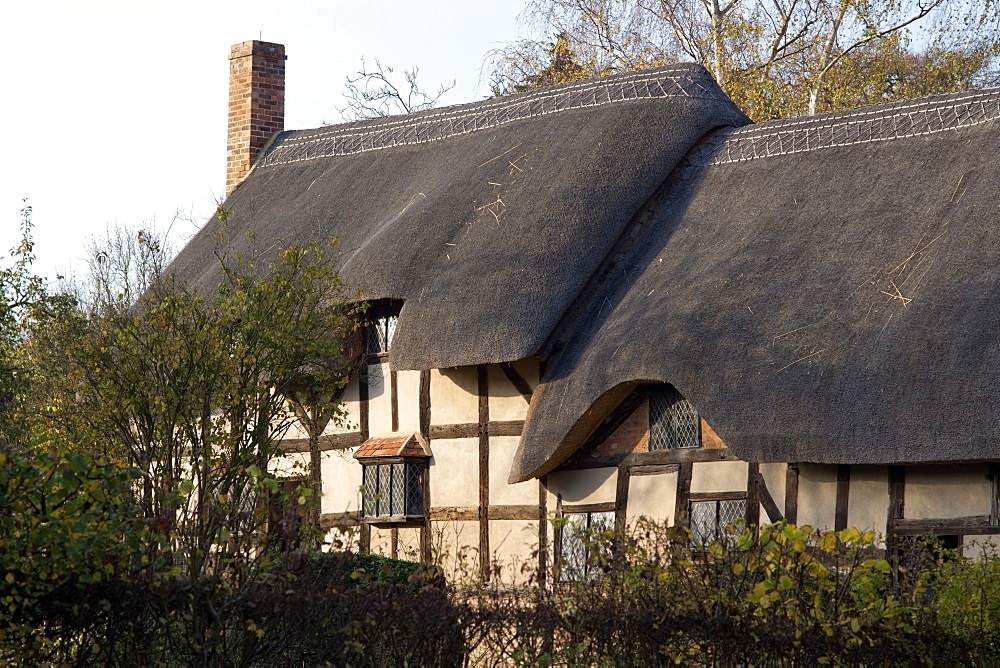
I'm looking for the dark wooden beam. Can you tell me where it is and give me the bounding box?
[419,369,431,564]
[477,364,490,582]
[278,431,364,454]
[429,420,524,440]
[746,463,761,526]
[390,369,399,432]
[390,525,399,559]
[429,507,480,522]
[690,491,746,502]
[990,463,1000,525]
[886,466,905,552]
[615,465,631,532]
[499,362,534,402]
[674,463,693,527]
[537,476,548,588]
[562,502,616,514]
[785,464,799,525]
[755,471,784,523]
[553,494,563,582]
[835,465,851,531]
[555,446,740,472]
[892,516,997,536]
[629,463,680,476]
[359,371,370,442]
[360,523,371,554]
[489,504,543,520]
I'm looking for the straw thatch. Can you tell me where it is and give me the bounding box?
[511,88,1000,480]
[166,64,748,370]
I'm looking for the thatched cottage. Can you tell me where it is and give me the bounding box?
[168,40,1000,579]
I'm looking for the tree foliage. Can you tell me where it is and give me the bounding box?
[488,0,1000,119]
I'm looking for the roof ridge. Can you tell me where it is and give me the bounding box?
[259,64,731,166]
[695,87,1000,166]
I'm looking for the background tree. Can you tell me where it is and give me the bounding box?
[340,57,457,120]
[488,0,1000,120]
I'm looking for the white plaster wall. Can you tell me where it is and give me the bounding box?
[846,466,887,536]
[320,449,362,514]
[429,438,479,507]
[489,436,539,505]
[905,465,991,519]
[797,464,838,531]
[691,461,748,493]
[323,526,359,552]
[370,525,393,556]
[271,451,310,478]
[396,370,422,433]
[430,519,480,583]
[547,467,618,505]
[397,527,422,561]
[325,374,362,434]
[963,536,1000,558]
[490,520,539,585]
[760,463,786,521]
[367,363,393,434]
[487,365,531,422]
[627,471,677,524]
[430,367,479,424]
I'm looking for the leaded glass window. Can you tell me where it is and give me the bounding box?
[559,511,615,581]
[689,498,746,546]
[649,385,700,450]
[360,461,425,520]
[365,301,401,357]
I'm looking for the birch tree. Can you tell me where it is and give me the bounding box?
[488,0,1000,119]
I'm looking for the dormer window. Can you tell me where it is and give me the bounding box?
[364,300,402,358]
[648,385,700,450]
[354,432,430,523]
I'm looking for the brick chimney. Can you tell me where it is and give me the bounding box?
[227,40,286,196]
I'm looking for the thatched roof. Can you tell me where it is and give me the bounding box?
[511,88,1000,481]
[167,64,748,370]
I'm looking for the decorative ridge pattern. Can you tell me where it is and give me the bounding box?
[259,65,732,166]
[692,88,1000,166]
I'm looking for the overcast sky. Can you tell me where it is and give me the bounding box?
[2,0,528,281]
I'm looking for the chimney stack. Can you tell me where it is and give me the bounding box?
[227,40,286,196]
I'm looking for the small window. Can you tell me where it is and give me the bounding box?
[354,432,430,523]
[649,385,700,450]
[365,300,402,357]
[558,510,615,581]
[689,498,746,546]
[361,461,425,520]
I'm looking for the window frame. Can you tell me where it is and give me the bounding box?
[648,384,701,451]
[688,493,747,546]
[364,300,403,360]
[358,456,428,525]
[556,509,616,582]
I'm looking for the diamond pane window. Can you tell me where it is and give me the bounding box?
[649,385,700,450]
[690,498,746,546]
[364,301,402,357]
[559,511,616,581]
[359,461,427,521]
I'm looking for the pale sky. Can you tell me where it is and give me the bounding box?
[2,0,528,282]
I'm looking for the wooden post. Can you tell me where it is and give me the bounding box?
[674,463,693,530]
[419,370,432,563]
[537,476,548,587]
[359,372,370,554]
[477,364,490,581]
[615,464,631,533]
[390,368,399,432]
[785,464,799,525]
[887,466,905,555]
[553,493,563,582]
[835,465,851,531]
[746,463,761,527]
